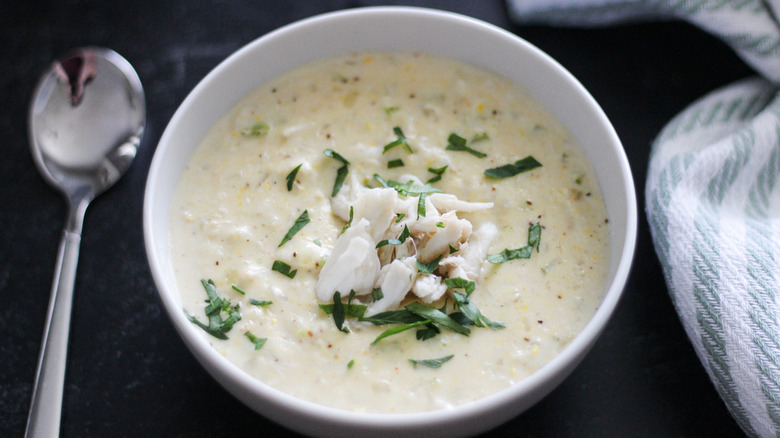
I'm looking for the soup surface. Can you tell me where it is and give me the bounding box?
[170,52,609,413]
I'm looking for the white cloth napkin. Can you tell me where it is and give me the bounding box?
[508,1,780,437]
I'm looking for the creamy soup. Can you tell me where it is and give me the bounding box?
[170,52,609,413]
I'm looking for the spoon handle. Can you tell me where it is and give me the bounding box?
[25,205,86,438]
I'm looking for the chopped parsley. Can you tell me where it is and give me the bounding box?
[371,320,432,345]
[341,206,354,235]
[417,192,428,218]
[387,159,405,169]
[406,302,470,336]
[279,210,310,247]
[244,331,267,350]
[426,165,448,183]
[285,163,302,191]
[271,260,297,278]
[446,133,486,158]
[373,174,443,197]
[409,354,454,368]
[376,225,411,248]
[416,255,442,274]
[373,173,442,219]
[484,156,542,179]
[319,300,367,319]
[382,126,413,154]
[185,279,241,340]
[452,292,505,329]
[444,277,476,295]
[487,222,542,264]
[323,149,350,196]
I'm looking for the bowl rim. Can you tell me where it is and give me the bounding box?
[144,5,637,435]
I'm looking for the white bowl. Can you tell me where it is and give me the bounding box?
[144,6,636,437]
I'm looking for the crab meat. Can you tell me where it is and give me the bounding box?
[365,256,418,316]
[412,274,448,304]
[319,180,497,312]
[439,222,498,281]
[352,187,397,242]
[428,193,493,213]
[412,211,473,262]
[315,218,380,301]
[330,175,368,221]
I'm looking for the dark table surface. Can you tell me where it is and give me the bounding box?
[1,1,752,436]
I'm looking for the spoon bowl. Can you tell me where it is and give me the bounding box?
[25,47,145,438]
[30,47,144,203]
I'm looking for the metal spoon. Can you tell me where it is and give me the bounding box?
[26,47,145,438]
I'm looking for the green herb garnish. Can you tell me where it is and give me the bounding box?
[406,302,470,336]
[417,192,427,217]
[279,210,310,247]
[409,354,454,368]
[376,225,411,248]
[331,291,350,333]
[395,213,406,223]
[383,126,413,154]
[426,165,448,183]
[319,293,367,319]
[387,159,405,169]
[487,222,542,264]
[446,133,486,158]
[371,288,384,302]
[185,279,242,340]
[244,331,267,350]
[323,149,350,196]
[371,320,432,345]
[241,121,270,137]
[484,156,542,179]
[285,163,302,191]
[271,260,297,279]
[444,277,476,296]
[347,359,355,369]
[320,285,502,345]
[416,255,442,274]
[373,174,443,197]
[341,206,354,235]
[249,298,273,307]
[415,325,440,341]
[452,292,505,329]
[488,246,532,264]
[359,309,422,325]
[231,284,247,295]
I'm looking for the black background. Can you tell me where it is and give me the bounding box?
[1,1,751,436]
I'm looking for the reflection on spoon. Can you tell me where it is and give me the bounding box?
[54,49,97,106]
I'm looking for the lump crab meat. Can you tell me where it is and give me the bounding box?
[315,218,380,301]
[316,183,496,311]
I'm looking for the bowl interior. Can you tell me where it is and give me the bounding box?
[145,6,636,437]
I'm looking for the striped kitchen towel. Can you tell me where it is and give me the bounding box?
[508,1,780,437]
